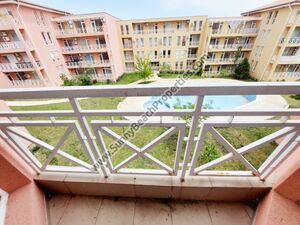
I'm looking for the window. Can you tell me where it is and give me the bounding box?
[168,36,172,46]
[252,61,258,71]
[47,32,53,44]
[177,36,181,46]
[40,12,46,26]
[167,50,171,58]
[125,25,129,35]
[41,32,47,45]
[266,12,273,24]
[33,11,40,25]
[149,37,153,47]
[120,25,124,35]
[199,21,203,31]
[0,189,8,225]
[272,11,279,24]
[193,21,197,31]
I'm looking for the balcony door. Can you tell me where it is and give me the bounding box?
[84,54,94,64]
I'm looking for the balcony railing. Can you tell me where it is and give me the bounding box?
[212,28,259,35]
[274,72,300,77]
[10,79,43,87]
[280,55,300,62]
[209,44,253,50]
[0,62,34,71]
[126,67,135,72]
[206,58,242,63]
[189,41,200,46]
[124,56,134,61]
[77,73,113,81]
[57,27,104,36]
[187,54,197,58]
[66,60,110,67]
[0,15,22,29]
[0,83,299,181]
[61,44,107,53]
[0,41,22,50]
[123,43,133,49]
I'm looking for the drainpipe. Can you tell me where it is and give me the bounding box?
[14,0,52,86]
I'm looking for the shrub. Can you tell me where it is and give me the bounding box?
[234,58,250,80]
[60,74,93,86]
[219,69,231,77]
[135,56,153,80]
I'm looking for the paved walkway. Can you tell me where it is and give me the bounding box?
[47,195,254,225]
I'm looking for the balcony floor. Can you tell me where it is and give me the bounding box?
[47,195,255,225]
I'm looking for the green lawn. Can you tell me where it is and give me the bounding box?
[283,95,300,108]
[12,97,279,171]
[95,72,143,85]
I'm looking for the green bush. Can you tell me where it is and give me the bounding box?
[234,58,250,80]
[219,69,231,77]
[60,74,93,86]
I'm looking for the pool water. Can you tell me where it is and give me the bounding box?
[143,95,257,110]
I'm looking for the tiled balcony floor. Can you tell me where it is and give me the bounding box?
[47,195,255,225]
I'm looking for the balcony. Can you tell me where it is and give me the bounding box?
[78,73,113,81]
[0,83,300,224]
[280,37,300,45]
[10,79,43,88]
[279,55,300,64]
[209,44,253,51]
[274,72,300,78]
[61,44,107,54]
[206,57,242,64]
[189,41,200,46]
[0,62,34,72]
[123,43,133,49]
[66,60,110,68]
[187,53,197,59]
[0,15,23,30]
[124,56,134,61]
[212,28,259,36]
[56,27,104,38]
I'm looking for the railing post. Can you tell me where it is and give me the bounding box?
[181,96,204,181]
[69,98,108,178]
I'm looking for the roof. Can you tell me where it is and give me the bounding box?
[52,12,120,22]
[120,15,207,24]
[0,0,69,15]
[242,0,300,15]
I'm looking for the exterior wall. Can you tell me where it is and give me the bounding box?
[0,2,67,88]
[254,146,300,225]
[117,16,207,73]
[248,4,300,81]
[52,13,124,82]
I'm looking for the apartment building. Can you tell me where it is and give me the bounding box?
[52,13,124,81]
[0,0,68,88]
[243,0,300,81]
[118,16,206,73]
[0,0,300,88]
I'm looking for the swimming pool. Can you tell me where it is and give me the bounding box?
[143,95,257,110]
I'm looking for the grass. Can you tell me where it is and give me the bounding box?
[11,96,279,171]
[95,72,143,85]
[283,95,300,108]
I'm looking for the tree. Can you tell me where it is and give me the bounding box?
[135,56,153,80]
[160,62,172,73]
[234,58,250,80]
[234,46,243,66]
[194,55,207,76]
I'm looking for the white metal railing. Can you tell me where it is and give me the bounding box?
[126,67,135,72]
[78,73,113,81]
[0,62,34,71]
[212,28,259,35]
[10,79,43,87]
[57,26,104,36]
[123,43,133,48]
[288,37,300,44]
[0,41,23,50]
[274,72,300,77]
[209,44,253,50]
[206,58,242,63]
[0,84,299,180]
[66,60,110,67]
[125,56,134,61]
[61,44,107,53]
[187,54,197,58]
[189,41,200,46]
[280,55,300,62]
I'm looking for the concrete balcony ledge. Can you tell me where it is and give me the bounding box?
[35,172,272,201]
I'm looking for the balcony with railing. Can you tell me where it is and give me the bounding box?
[123,43,133,49]
[10,79,43,88]
[0,15,23,30]
[279,55,300,64]
[206,57,242,64]
[56,26,104,37]
[187,53,197,59]
[209,44,253,51]
[66,60,110,68]
[124,56,134,61]
[0,83,300,224]
[61,44,107,54]
[280,37,300,45]
[189,41,200,46]
[212,28,259,36]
